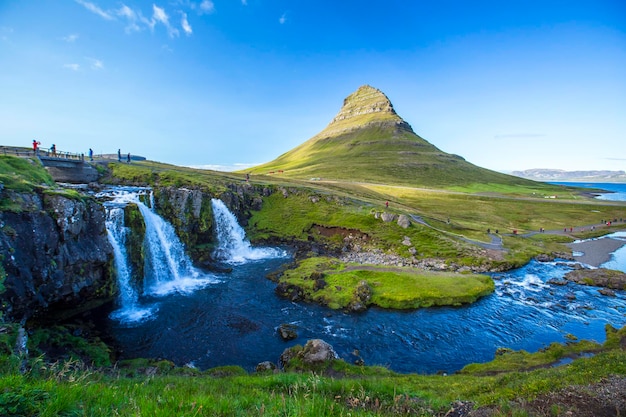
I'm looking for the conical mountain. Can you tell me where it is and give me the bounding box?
[248,85,534,188]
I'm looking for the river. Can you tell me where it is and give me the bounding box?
[99,184,626,374]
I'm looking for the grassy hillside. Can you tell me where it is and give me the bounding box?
[1,324,625,416]
[245,85,547,189]
[102,159,626,270]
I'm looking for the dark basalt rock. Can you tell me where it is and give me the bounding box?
[275,282,304,302]
[0,191,114,320]
[277,323,298,341]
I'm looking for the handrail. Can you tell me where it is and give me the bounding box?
[0,146,35,157]
[37,147,84,161]
[0,146,84,161]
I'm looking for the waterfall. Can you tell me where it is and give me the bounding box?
[211,198,287,263]
[137,201,215,295]
[105,205,154,324]
[100,187,216,324]
[106,207,136,307]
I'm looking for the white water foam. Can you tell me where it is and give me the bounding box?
[211,198,287,264]
[104,199,156,324]
[100,187,218,324]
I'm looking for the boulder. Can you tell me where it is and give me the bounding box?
[275,282,304,302]
[277,323,298,341]
[535,254,554,262]
[397,214,411,229]
[599,288,616,297]
[301,339,338,364]
[255,361,277,373]
[347,280,372,312]
[380,212,396,222]
[402,236,412,246]
[279,339,338,369]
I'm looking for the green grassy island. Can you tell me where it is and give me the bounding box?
[275,257,495,310]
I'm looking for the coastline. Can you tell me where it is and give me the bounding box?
[568,237,626,268]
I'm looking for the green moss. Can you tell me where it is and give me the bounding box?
[603,323,626,350]
[459,339,602,375]
[124,204,146,288]
[42,188,88,201]
[0,155,54,193]
[278,257,494,310]
[204,366,248,377]
[28,325,112,367]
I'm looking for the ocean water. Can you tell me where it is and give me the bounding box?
[550,181,626,271]
[550,181,626,202]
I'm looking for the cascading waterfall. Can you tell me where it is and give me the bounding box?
[100,187,216,324]
[211,198,287,263]
[137,201,215,295]
[105,204,154,323]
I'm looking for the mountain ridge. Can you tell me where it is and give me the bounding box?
[246,85,540,188]
[511,169,626,183]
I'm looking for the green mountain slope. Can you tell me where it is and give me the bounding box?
[247,85,539,188]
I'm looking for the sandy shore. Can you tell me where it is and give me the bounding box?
[568,237,626,267]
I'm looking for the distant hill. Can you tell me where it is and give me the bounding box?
[511,169,626,183]
[246,85,540,188]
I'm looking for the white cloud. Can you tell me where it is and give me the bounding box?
[62,33,79,42]
[89,58,104,70]
[199,0,215,14]
[181,12,192,36]
[279,13,287,24]
[241,0,248,5]
[117,4,142,33]
[64,63,81,71]
[75,1,192,38]
[75,0,114,20]
[152,4,179,37]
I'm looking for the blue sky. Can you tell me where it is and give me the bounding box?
[1,1,624,173]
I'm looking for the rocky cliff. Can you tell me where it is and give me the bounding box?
[0,189,114,320]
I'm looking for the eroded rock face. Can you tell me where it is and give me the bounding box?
[151,183,274,264]
[323,85,414,136]
[0,191,114,320]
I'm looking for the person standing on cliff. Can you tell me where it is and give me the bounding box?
[88,148,93,161]
[32,140,40,154]
[127,152,131,163]
[385,201,389,209]
[51,144,56,156]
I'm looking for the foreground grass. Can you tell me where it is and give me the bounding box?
[1,325,625,416]
[277,257,494,310]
